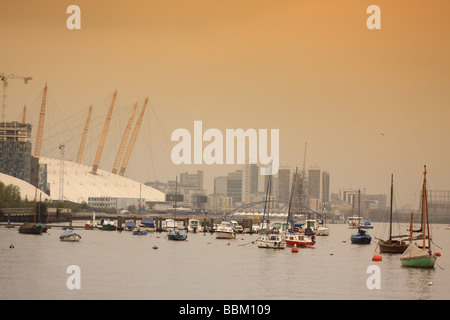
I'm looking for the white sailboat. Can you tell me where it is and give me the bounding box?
[284,167,315,247]
[255,171,286,249]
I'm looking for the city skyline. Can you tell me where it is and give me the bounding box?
[1,1,449,209]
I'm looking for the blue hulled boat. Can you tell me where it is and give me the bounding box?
[350,190,371,244]
[350,228,372,244]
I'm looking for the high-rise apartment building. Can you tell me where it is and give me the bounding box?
[214,170,242,204]
[227,170,242,203]
[277,168,291,202]
[307,166,330,209]
[0,121,33,183]
[242,163,258,203]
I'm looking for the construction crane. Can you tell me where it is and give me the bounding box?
[112,102,138,174]
[119,98,148,176]
[91,90,117,174]
[76,105,93,164]
[1,73,32,122]
[33,84,47,158]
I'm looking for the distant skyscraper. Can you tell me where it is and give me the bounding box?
[180,170,203,189]
[214,176,227,196]
[214,170,242,203]
[227,170,242,203]
[307,166,330,204]
[242,164,258,203]
[277,168,291,202]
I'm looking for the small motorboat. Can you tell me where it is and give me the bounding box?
[350,228,372,244]
[256,233,286,249]
[133,228,147,235]
[59,229,81,242]
[216,221,236,239]
[167,229,187,241]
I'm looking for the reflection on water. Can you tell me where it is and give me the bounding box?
[404,267,436,300]
[0,222,448,300]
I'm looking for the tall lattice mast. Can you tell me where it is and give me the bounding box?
[119,98,148,176]
[112,102,138,174]
[33,84,47,158]
[76,105,93,164]
[91,90,117,174]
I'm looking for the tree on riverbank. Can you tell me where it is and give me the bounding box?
[0,181,21,208]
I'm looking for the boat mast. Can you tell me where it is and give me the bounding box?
[389,174,393,241]
[268,175,271,226]
[321,172,326,226]
[423,165,431,253]
[174,176,178,218]
[287,167,298,227]
[261,174,271,234]
[358,189,361,229]
[408,211,413,242]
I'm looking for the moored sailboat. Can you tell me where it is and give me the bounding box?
[255,169,286,249]
[400,166,436,268]
[18,222,44,234]
[167,176,188,242]
[18,180,44,235]
[350,190,371,244]
[283,167,315,247]
[377,174,409,253]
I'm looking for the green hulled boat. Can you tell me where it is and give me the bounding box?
[102,224,116,231]
[101,219,116,231]
[401,243,436,268]
[400,166,436,268]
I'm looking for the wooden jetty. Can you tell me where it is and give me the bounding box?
[0,211,257,233]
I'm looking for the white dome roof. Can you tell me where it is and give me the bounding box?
[0,172,51,201]
[40,157,165,203]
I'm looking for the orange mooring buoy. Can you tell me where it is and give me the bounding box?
[434,252,441,257]
[372,254,382,261]
[292,245,299,253]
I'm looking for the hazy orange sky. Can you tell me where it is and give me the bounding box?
[1,0,449,208]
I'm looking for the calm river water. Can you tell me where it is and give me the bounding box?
[1,222,449,300]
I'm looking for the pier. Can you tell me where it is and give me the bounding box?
[0,211,257,232]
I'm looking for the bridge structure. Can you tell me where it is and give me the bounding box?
[224,200,322,220]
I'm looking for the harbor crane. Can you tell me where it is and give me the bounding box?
[0,73,32,122]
